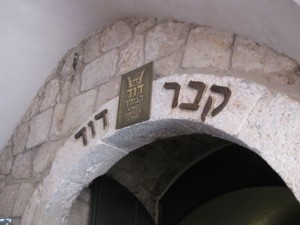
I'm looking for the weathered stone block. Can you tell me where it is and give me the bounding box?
[83,33,102,63]
[0,184,19,217]
[95,76,120,109]
[62,90,97,135]
[183,27,233,70]
[135,18,157,34]
[67,200,90,225]
[100,21,132,52]
[118,35,145,75]
[22,96,40,123]
[26,108,53,148]
[232,37,298,74]
[33,140,64,174]
[40,79,60,112]
[145,20,188,61]
[0,144,13,174]
[154,52,182,78]
[50,103,67,140]
[12,151,34,178]
[12,183,35,217]
[81,50,118,91]
[13,122,30,155]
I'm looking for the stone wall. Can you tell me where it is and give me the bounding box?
[0,17,299,224]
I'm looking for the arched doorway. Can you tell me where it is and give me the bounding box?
[87,134,300,225]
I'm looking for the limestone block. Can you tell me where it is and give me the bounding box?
[12,183,35,217]
[40,79,60,112]
[95,76,120,109]
[13,121,30,155]
[67,200,90,225]
[100,21,132,52]
[81,50,118,91]
[50,103,67,140]
[60,72,82,103]
[232,37,298,74]
[237,92,300,200]
[84,33,102,63]
[12,151,34,178]
[145,21,188,61]
[0,184,19,217]
[26,108,53,148]
[0,144,13,174]
[118,35,145,75]
[33,140,64,174]
[183,27,233,70]
[135,18,157,34]
[61,49,76,77]
[62,90,97,135]
[22,96,40,123]
[154,52,182,78]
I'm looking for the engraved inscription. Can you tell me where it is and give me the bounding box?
[75,109,109,146]
[116,62,153,129]
[164,81,231,122]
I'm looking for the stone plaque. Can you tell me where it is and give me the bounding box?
[116,62,153,129]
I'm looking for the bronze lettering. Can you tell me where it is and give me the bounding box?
[74,127,88,146]
[179,81,206,110]
[164,82,180,108]
[210,85,231,117]
[94,109,108,129]
[201,96,213,122]
[88,121,96,138]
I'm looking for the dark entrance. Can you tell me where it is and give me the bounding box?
[90,135,300,225]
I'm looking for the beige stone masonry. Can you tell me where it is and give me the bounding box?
[100,21,132,52]
[183,27,234,69]
[26,108,53,148]
[21,74,300,225]
[145,20,188,61]
[1,17,300,225]
[81,49,119,91]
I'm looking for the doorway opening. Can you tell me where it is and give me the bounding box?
[87,134,300,225]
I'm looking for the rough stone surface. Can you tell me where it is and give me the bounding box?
[50,103,67,140]
[135,18,157,34]
[12,151,34,179]
[62,90,97,135]
[40,79,60,111]
[145,20,188,61]
[0,184,19,217]
[183,27,233,69]
[100,21,132,52]
[81,50,118,91]
[67,200,90,225]
[154,52,182,78]
[232,37,298,75]
[95,76,120,109]
[118,35,145,75]
[26,108,53,148]
[78,187,91,204]
[22,96,40,123]
[12,183,35,217]
[60,73,82,103]
[84,33,102,63]
[0,144,14,174]
[13,122,30,155]
[33,140,64,175]
[61,50,77,77]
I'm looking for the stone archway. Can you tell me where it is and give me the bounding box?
[21,73,300,225]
